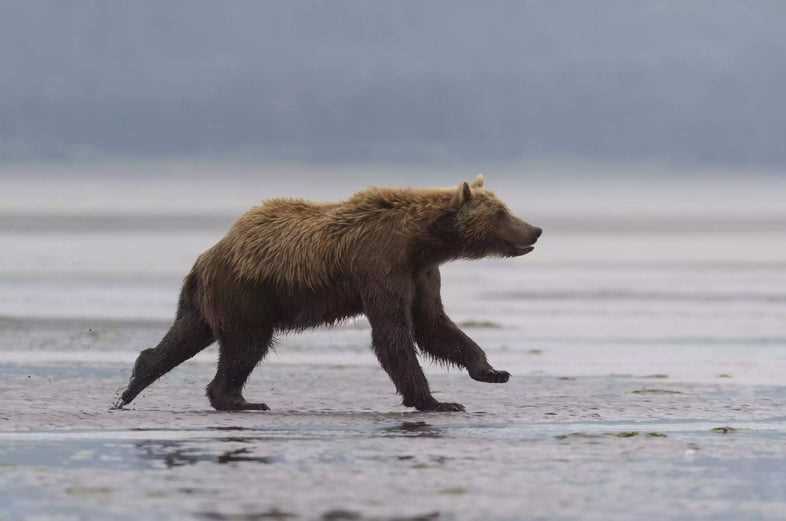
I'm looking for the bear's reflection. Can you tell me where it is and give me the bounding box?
[382,421,443,438]
[135,440,276,468]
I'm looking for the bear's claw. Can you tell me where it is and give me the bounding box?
[469,368,511,383]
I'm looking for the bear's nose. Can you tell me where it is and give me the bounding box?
[532,226,543,240]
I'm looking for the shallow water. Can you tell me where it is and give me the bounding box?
[1,165,786,520]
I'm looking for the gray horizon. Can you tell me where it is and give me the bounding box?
[1,2,785,168]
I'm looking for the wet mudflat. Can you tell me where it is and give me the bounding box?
[2,167,786,519]
[3,340,786,521]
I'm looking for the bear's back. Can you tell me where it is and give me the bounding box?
[195,188,447,292]
[201,198,370,290]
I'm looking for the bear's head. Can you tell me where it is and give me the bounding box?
[450,175,542,259]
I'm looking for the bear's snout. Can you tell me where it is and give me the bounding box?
[532,226,543,244]
[531,226,543,241]
[494,217,541,257]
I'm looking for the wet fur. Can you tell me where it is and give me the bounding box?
[117,176,540,412]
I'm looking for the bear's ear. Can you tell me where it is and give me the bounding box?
[471,174,485,189]
[452,182,473,208]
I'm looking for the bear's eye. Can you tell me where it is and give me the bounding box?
[495,209,508,220]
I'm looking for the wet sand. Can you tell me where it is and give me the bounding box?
[2,166,786,520]
[3,319,786,520]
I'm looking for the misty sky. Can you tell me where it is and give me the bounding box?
[1,2,784,166]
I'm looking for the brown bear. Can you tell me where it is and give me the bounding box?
[116,175,542,412]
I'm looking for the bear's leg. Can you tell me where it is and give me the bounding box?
[206,326,273,411]
[364,279,465,412]
[116,311,214,408]
[413,268,510,383]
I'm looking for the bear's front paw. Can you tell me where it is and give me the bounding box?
[469,367,510,383]
[415,400,466,412]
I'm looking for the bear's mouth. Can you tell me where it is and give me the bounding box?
[506,243,535,256]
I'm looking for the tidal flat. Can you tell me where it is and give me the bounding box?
[2,167,786,519]
[3,338,786,521]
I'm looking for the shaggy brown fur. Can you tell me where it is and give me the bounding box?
[117,175,542,412]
